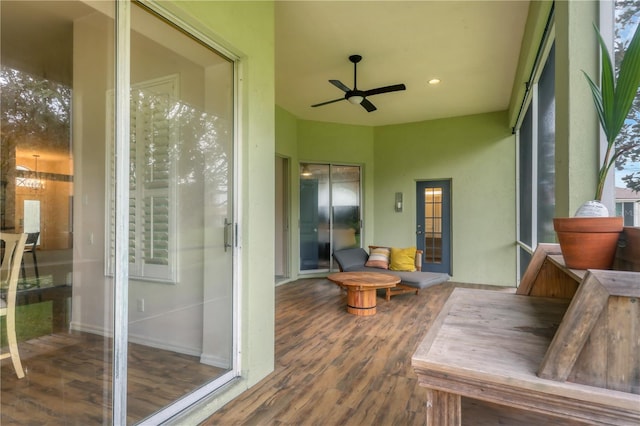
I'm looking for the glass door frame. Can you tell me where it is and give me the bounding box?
[298,162,363,274]
[113,2,241,423]
[415,179,452,274]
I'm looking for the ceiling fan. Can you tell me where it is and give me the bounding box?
[311,54,406,112]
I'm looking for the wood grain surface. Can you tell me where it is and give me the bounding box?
[202,279,587,425]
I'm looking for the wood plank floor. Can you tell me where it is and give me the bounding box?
[2,278,591,425]
[1,331,225,424]
[201,278,587,426]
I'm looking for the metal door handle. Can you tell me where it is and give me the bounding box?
[224,218,233,252]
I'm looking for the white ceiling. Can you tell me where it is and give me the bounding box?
[275,1,530,127]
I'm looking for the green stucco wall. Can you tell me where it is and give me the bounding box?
[164,1,276,422]
[276,106,298,158]
[555,0,601,216]
[276,111,516,286]
[374,111,516,285]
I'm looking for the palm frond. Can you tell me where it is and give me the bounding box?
[584,22,640,200]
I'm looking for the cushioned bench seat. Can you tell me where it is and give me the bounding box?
[333,247,450,300]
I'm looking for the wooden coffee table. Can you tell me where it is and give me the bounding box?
[327,271,401,316]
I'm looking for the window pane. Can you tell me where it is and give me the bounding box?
[424,187,443,264]
[331,165,361,251]
[127,3,235,422]
[614,1,640,222]
[300,164,330,270]
[519,106,533,247]
[537,43,556,243]
[1,1,114,423]
[519,248,532,277]
[1,2,237,423]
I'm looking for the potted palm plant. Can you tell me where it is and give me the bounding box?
[554,22,640,270]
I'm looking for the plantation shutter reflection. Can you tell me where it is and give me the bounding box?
[143,196,169,265]
[130,79,176,281]
[129,111,137,265]
[139,90,171,270]
[107,75,177,282]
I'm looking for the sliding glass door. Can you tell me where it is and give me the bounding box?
[299,163,361,272]
[124,4,236,422]
[1,1,237,423]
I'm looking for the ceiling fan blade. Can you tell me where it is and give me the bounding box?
[364,83,406,97]
[311,97,345,108]
[361,98,377,112]
[329,80,351,92]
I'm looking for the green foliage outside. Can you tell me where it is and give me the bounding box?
[0,302,52,347]
[614,2,640,193]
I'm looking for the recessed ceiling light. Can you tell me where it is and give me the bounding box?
[428,78,441,85]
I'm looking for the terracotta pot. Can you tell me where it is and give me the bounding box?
[553,217,624,270]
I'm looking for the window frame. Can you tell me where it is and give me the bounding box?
[515,14,556,282]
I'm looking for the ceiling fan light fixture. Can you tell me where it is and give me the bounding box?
[348,95,364,104]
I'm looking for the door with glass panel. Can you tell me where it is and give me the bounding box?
[125,4,237,422]
[299,163,361,272]
[1,1,236,423]
[415,180,451,274]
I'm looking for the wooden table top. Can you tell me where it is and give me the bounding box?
[327,271,400,289]
[412,288,640,411]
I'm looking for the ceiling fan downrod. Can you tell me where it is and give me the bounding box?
[347,55,364,104]
[350,54,361,89]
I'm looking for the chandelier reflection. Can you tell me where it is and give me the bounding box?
[16,154,45,191]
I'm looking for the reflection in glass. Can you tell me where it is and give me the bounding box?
[331,166,361,251]
[537,43,555,244]
[614,1,640,225]
[126,3,235,422]
[1,0,91,422]
[300,164,330,270]
[1,1,236,423]
[299,163,361,271]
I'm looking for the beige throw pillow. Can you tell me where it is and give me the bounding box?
[365,247,391,269]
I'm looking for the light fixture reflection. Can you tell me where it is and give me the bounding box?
[301,165,312,177]
[16,155,45,191]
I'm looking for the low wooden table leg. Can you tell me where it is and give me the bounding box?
[425,389,461,426]
[346,288,377,316]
